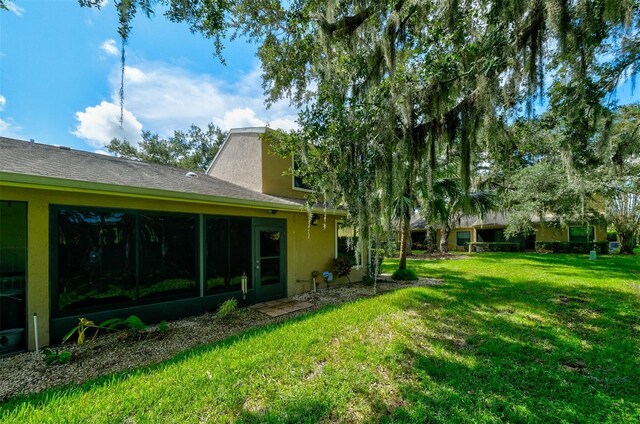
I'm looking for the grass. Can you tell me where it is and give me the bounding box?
[2,252,639,423]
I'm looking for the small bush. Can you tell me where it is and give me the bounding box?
[469,242,521,253]
[216,298,238,320]
[361,273,375,286]
[158,320,169,333]
[43,349,73,366]
[391,268,418,281]
[535,241,608,254]
[333,257,352,282]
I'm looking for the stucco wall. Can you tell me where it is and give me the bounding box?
[1,185,361,350]
[535,224,607,242]
[208,133,263,192]
[261,142,309,200]
[429,222,607,252]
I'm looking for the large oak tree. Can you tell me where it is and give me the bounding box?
[80,0,639,266]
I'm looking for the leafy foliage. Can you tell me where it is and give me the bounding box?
[42,349,73,366]
[107,123,226,172]
[158,320,169,333]
[63,315,149,345]
[215,298,238,320]
[332,257,353,283]
[535,241,609,254]
[84,0,640,263]
[391,268,418,281]
[469,242,521,253]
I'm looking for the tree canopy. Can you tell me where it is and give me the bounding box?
[107,123,226,172]
[82,0,640,262]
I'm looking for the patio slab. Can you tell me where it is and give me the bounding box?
[251,299,314,317]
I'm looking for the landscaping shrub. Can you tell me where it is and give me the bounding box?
[63,315,149,345]
[391,268,418,281]
[535,241,608,254]
[361,273,375,286]
[42,349,73,366]
[215,298,238,320]
[333,257,353,282]
[468,242,521,252]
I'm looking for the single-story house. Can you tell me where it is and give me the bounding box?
[411,212,607,251]
[0,128,364,354]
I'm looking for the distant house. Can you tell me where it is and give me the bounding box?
[0,128,364,353]
[411,212,607,251]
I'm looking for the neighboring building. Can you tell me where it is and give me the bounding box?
[0,128,363,354]
[411,212,607,251]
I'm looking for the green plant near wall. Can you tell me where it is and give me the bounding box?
[42,349,73,366]
[215,299,238,320]
[63,315,149,345]
[333,257,353,283]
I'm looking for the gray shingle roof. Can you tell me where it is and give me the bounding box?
[0,137,306,209]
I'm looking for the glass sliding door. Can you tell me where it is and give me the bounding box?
[205,217,252,294]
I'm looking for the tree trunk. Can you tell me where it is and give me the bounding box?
[439,225,451,253]
[424,227,435,253]
[399,216,411,269]
[618,230,636,254]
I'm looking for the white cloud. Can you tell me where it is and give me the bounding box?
[101,39,119,56]
[73,101,143,148]
[0,117,23,138]
[212,108,265,129]
[5,1,24,16]
[73,60,300,147]
[0,95,6,111]
[94,149,113,156]
[112,62,298,132]
[123,66,147,83]
[0,118,10,132]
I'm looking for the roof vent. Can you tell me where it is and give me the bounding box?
[59,146,71,150]
[185,171,198,178]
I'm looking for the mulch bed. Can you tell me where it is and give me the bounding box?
[0,277,441,402]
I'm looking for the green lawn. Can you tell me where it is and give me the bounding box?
[2,253,639,423]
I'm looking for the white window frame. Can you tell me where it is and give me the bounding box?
[291,156,313,193]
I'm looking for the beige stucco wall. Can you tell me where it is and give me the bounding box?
[208,133,263,192]
[431,222,607,251]
[1,184,361,350]
[535,223,606,242]
[433,227,476,251]
[261,142,308,200]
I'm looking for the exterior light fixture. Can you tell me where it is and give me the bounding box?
[310,213,319,226]
[267,209,278,215]
[241,272,248,300]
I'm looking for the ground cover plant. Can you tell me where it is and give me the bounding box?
[1,253,638,423]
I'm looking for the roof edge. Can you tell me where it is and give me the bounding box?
[0,171,346,216]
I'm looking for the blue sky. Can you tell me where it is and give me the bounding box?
[1,1,637,154]
[1,0,298,152]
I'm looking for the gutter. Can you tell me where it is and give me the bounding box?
[0,171,347,216]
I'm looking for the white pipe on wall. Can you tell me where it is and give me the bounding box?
[33,313,39,353]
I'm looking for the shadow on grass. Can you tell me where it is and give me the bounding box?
[3,254,638,422]
[380,271,640,423]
